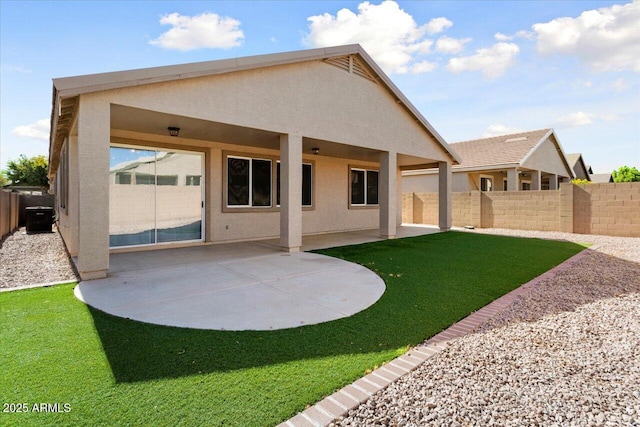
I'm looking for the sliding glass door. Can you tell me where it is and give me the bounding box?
[109,145,204,248]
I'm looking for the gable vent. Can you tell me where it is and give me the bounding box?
[323,55,378,84]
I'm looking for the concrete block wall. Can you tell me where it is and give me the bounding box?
[573,182,640,237]
[453,191,481,228]
[412,192,438,225]
[481,191,559,231]
[403,182,640,237]
[402,193,414,223]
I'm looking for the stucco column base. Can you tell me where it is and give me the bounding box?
[79,269,108,281]
[283,246,301,253]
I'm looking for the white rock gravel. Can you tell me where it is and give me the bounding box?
[0,227,79,290]
[336,229,640,427]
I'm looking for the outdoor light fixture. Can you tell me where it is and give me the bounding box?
[312,147,320,155]
[168,127,180,137]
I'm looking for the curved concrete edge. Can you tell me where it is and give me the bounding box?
[74,251,386,331]
[279,246,598,427]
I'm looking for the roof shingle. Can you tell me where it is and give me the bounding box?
[450,129,551,169]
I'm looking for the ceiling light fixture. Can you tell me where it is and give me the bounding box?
[168,127,180,137]
[312,147,320,155]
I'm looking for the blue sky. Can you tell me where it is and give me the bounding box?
[1,0,638,174]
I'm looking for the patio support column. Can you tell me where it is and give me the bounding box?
[438,161,452,231]
[507,168,519,191]
[76,96,110,279]
[549,174,558,190]
[280,133,302,252]
[379,151,396,239]
[530,170,541,190]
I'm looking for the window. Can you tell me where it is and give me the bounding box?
[109,146,204,247]
[115,172,132,185]
[522,182,531,191]
[503,179,508,191]
[227,156,272,207]
[276,162,313,207]
[157,175,178,186]
[350,168,379,206]
[480,177,492,192]
[186,175,201,186]
[135,173,155,185]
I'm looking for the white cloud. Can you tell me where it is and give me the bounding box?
[411,61,437,73]
[435,36,471,54]
[494,30,533,41]
[149,12,244,50]
[305,1,445,74]
[447,42,519,78]
[11,119,50,140]
[556,112,594,127]
[483,124,524,137]
[426,17,453,34]
[533,1,640,72]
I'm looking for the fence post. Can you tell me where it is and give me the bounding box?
[559,182,574,233]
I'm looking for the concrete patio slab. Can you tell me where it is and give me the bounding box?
[75,244,385,330]
[75,225,439,330]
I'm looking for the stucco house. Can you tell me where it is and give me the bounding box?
[48,45,460,280]
[403,129,574,194]
[566,153,591,181]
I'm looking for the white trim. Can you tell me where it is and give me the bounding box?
[226,155,273,209]
[349,167,379,207]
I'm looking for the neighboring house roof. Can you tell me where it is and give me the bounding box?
[403,128,575,178]
[590,173,614,183]
[49,44,461,176]
[566,153,591,181]
[450,129,552,170]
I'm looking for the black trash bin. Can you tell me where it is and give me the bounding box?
[26,206,54,233]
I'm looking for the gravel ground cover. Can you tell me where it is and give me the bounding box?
[0,227,78,290]
[336,229,640,426]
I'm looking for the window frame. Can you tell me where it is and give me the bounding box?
[348,165,379,209]
[276,161,315,209]
[226,155,273,209]
[108,142,206,249]
[223,151,316,213]
[480,175,493,192]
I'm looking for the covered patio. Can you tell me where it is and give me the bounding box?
[75,225,440,330]
[49,45,460,281]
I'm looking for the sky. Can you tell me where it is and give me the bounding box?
[1,0,638,175]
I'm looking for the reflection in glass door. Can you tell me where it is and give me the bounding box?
[109,146,203,247]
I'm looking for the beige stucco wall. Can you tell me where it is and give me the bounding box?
[99,60,450,162]
[522,137,570,177]
[402,172,474,193]
[56,135,80,257]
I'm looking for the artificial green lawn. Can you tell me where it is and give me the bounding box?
[1,232,583,426]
